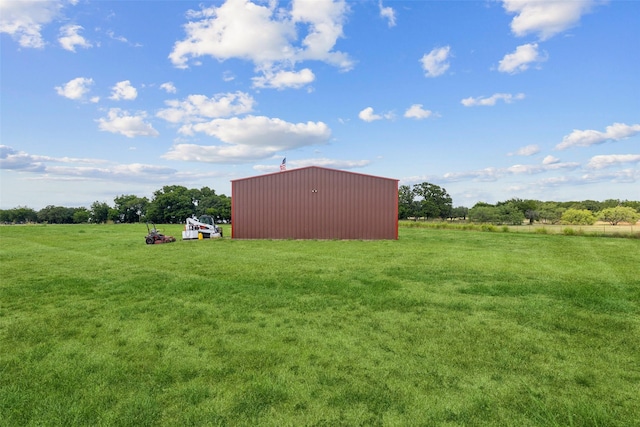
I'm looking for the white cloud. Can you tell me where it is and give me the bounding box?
[0,144,107,173]
[109,80,138,101]
[404,104,433,120]
[542,155,560,165]
[253,157,370,172]
[359,107,382,122]
[169,0,352,86]
[555,122,640,150]
[586,154,640,170]
[0,0,63,48]
[97,108,159,138]
[498,43,546,74]
[55,77,94,101]
[461,93,525,107]
[379,1,396,28]
[58,24,91,52]
[506,160,579,175]
[157,91,255,124]
[508,144,540,156]
[420,46,451,78]
[443,167,501,182]
[502,0,597,40]
[252,68,315,89]
[164,115,331,163]
[160,82,177,94]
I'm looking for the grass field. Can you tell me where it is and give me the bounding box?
[1,224,639,426]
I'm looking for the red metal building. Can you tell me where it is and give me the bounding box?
[231,166,398,239]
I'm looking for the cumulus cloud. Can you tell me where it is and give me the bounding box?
[0,145,229,186]
[379,1,396,27]
[160,82,177,93]
[443,167,501,182]
[0,144,107,173]
[404,104,433,120]
[420,46,451,78]
[58,24,91,52]
[506,160,579,175]
[253,157,370,172]
[586,154,640,170]
[359,107,382,122]
[55,77,95,101]
[109,80,138,101]
[157,91,255,124]
[97,108,159,138]
[508,144,540,156]
[501,0,597,40]
[164,115,331,163]
[542,155,560,165]
[555,123,640,150]
[0,0,63,48]
[169,0,352,87]
[498,43,546,74]
[461,93,525,107]
[252,68,315,89]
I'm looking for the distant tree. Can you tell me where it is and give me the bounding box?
[73,208,90,224]
[498,198,539,224]
[90,201,111,224]
[468,204,499,223]
[561,208,596,225]
[598,206,639,225]
[113,194,149,223]
[412,182,452,220]
[193,187,231,222]
[622,200,640,211]
[147,185,196,223]
[398,185,416,219]
[0,206,38,223]
[538,202,564,224]
[496,202,525,225]
[570,200,601,212]
[451,206,469,220]
[601,199,622,209]
[39,205,77,224]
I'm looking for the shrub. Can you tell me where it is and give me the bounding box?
[561,208,596,225]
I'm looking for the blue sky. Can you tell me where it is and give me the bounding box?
[1,0,638,210]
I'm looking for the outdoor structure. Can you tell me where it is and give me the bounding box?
[231,166,398,240]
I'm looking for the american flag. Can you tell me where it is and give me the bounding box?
[280,157,286,171]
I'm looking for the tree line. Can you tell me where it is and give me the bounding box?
[3,181,638,226]
[0,186,231,225]
[399,182,640,225]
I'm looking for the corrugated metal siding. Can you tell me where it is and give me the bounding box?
[232,167,398,239]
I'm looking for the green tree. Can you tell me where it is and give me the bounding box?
[538,202,564,224]
[398,185,416,220]
[496,202,525,225]
[37,205,75,224]
[412,182,452,220]
[0,206,38,223]
[147,185,196,223]
[90,201,111,224]
[73,208,90,224]
[113,194,149,223]
[621,200,640,211]
[468,204,499,223]
[451,206,469,220]
[561,208,596,225]
[598,206,639,225]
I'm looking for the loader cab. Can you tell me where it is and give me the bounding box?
[198,215,215,226]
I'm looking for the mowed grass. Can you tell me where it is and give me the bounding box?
[1,224,639,426]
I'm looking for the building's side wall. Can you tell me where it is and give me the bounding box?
[232,167,398,239]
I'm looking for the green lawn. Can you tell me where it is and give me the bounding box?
[1,224,639,426]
